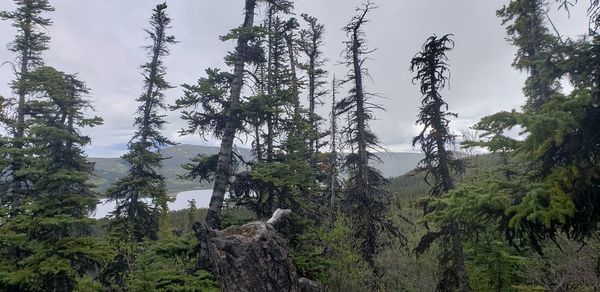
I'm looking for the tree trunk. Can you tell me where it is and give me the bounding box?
[328,77,337,230]
[308,53,317,164]
[195,211,324,292]
[428,59,469,292]
[10,20,32,212]
[451,223,469,292]
[352,28,368,187]
[285,30,299,120]
[140,28,162,146]
[205,0,257,229]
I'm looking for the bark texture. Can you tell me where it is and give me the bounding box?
[205,0,256,229]
[195,217,323,292]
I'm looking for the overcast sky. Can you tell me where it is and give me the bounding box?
[0,0,590,157]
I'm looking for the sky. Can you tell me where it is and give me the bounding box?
[0,0,591,157]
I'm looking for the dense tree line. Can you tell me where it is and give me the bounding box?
[0,0,599,291]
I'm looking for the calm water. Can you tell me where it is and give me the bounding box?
[92,189,213,219]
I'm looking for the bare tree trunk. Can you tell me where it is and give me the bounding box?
[285,30,299,119]
[451,223,469,292]
[328,77,338,230]
[351,29,368,187]
[308,56,316,163]
[205,0,257,229]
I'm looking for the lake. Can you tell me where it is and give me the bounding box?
[92,189,214,219]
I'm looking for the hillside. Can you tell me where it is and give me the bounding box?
[90,144,423,194]
[89,144,253,193]
[371,152,423,178]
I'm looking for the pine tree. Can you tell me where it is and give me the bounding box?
[327,76,340,229]
[298,13,328,164]
[0,0,54,214]
[498,0,561,112]
[240,0,309,217]
[336,1,402,287]
[106,3,176,242]
[453,0,600,250]
[410,34,469,292]
[174,69,245,217]
[192,0,260,229]
[498,34,600,245]
[259,1,294,215]
[0,66,110,292]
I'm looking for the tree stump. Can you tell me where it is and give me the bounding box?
[195,209,322,292]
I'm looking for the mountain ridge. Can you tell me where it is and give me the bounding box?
[90,144,423,194]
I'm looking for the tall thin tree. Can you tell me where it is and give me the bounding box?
[204,0,259,229]
[298,13,328,164]
[106,3,177,242]
[328,76,339,229]
[411,34,469,292]
[336,1,403,287]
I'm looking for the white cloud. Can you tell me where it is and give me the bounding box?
[0,0,590,157]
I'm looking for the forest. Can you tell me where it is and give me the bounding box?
[0,0,599,291]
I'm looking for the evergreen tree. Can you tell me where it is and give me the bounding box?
[106,3,176,242]
[187,199,198,230]
[257,1,295,215]
[234,0,316,218]
[298,13,328,164]
[174,68,247,217]
[498,0,562,112]
[327,76,340,229]
[0,66,110,292]
[448,0,600,250]
[410,34,469,292]
[183,0,261,229]
[0,0,54,214]
[494,34,600,245]
[336,1,402,287]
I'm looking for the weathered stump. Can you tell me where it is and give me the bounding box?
[195,209,316,292]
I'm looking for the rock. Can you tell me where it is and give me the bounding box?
[299,277,325,292]
[194,216,302,292]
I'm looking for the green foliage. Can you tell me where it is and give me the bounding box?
[174,68,234,139]
[107,3,176,243]
[497,0,562,112]
[221,26,267,65]
[0,66,110,291]
[289,228,331,284]
[0,0,54,214]
[220,211,254,229]
[336,4,403,281]
[465,229,526,292]
[323,216,371,291]
[460,39,600,246]
[74,276,104,292]
[411,33,470,291]
[0,0,53,70]
[127,236,219,292]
